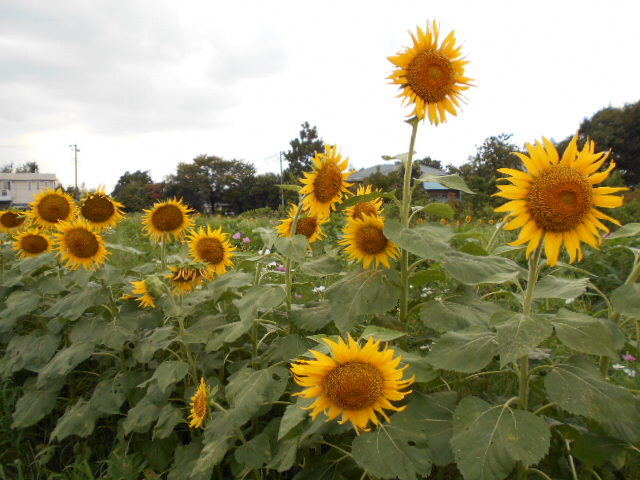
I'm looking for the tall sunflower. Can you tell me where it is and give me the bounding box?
[276,204,327,244]
[0,210,27,233]
[388,21,473,125]
[13,228,53,258]
[166,265,209,296]
[339,214,400,268]
[187,226,235,276]
[188,377,209,429]
[344,185,384,221]
[53,219,108,270]
[291,335,414,434]
[300,144,353,219]
[79,188,124,231]
[495,135,627,266]
[142,198,194,242]
[29,188,77,228]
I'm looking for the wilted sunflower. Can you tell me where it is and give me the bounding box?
[143,198,194,242]
[79,188,124,230]
[344,185,384,221]
[291,335,414,434]
[189,377,209,429]
[187,226,235,276]
[54,219,108,270]
[388,21,473,125]
[126,280,156,309]
[0,210,27,233]
[276,204,327,244]
[495,135,627,266]
[29,188,77,228]
[166,266,209,295]
[13,228,53,258]
[340,214,399,268]
[300,144,353,218]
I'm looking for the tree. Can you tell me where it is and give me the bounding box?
[284,122,324,182]
[111,170,156,211]
[416,156,445,171]
[0,163,13,173]
[15,162,39,173]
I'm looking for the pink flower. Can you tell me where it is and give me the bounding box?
[622,354,637,362]
[277,264,286,272]
[232,232,242,240]
[243,236,251,243]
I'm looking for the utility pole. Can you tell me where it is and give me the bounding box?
[69,144,80,200]
[279,151,285,209]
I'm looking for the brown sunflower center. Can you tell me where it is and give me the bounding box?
[406,49,454,103]
[64,228,99,258]
[81,195,115,223]
[151,205,184,232]
[313,162,343,202]
[322,361,384,410]
[355,225,388,255]
[295,216,318,238]
[196,238,225,264]
[20,234,48,254]
[528,166,594,232]
[1,211,25,228]
[351,202,378,220]
[37,194,71,223]
[193,390,207,418]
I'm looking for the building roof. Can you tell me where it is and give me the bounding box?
[349,162,447,182]
[0,172,58,180]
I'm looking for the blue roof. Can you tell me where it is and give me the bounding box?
[422,181,449,190]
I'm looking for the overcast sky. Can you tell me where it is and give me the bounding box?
[1,0,639,192]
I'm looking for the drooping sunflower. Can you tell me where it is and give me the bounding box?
[12,228,53,258]
[291,335,414,434]
[29,188,77,228]
[495,135,627,266]
[166,265,209,296]
[142,198,194,242]
[344,185,384,221]
[388,21,473,125]
[300,144,353,219]
[126,280,156,309]
[79,188,124,230]
[339,214,400,268]
[53,218,108,270]
[276,203,327,244]
[0,210,27,233]
[189,377,209,429]
[187,225,236,276]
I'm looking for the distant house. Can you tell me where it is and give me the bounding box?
[0,173,61,209]
[349,162,461,203]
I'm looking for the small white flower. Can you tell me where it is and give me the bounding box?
[312,285,326,293]
[612,363,626,370]
[624,368,637,378]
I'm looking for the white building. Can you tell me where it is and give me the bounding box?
[0,173,61,209]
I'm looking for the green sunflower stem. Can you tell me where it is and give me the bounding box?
[160,236,167,268]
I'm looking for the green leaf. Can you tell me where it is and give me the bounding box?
[276,334,314,362]
[275,234,308,262]
[123,397,163,435]
[361,325,406,342]
[336,191,395,210]
[0,333,59,376]
[133,326,175,364]
[233,285,285,327]
[545,357,639,423]
[154,404,184,440]
[206,322,249,352]
[326,269,400,331]
[275,184,301,192]
[90,378,126,416]
[18,252,55,274]
[234,433,271,470]
[427,329,497,373]
[289,301,332,332]
[572,433,629,468]
[139,360,189,394]
[253,226,278,249]
[278,399,309,440]
[12,388,58,428]
[36,342,95,388]
[420,294,502,332]
[611,283,640,317]
[299,256,342,276]
[168,440,203,480]
[399,350,439,383]
[494,312,552,367]
[192,412,235,477]
[417,173,475,194]
[384,220,451,260]
[0,290,41,320]
[51,399,100,440]
[553,309,625,358]
[267,435,298,472]
[381,151,415,163]
[208,271,253,303]
[609,222,640,238]
[444,251,522,285]
[409,266,445,286]
[422,202,455,219]
[532,275,589,299]
[451,397,550,480]
[43,285,108,321]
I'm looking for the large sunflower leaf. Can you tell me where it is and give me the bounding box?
[427,329,497,373]
[610,283,640,317]
[494,312,552,367]
[233,285,286,327]
[444,251,522,285]
[12,387,58,428]
[421,294,504,332]
[384,219,451,261]
[43,285,108,321]
[290,301,332,332]
[50,399,101,441]
[552,309,625,358]
[416,173,475,194]
[36,341,95,389]
[532,275,589,300]
[0,290,41,323]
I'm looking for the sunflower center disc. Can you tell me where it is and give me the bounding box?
[351,202,378,220]
[323,361,384,410]
[528,166,594,232]
[407,49,454,103]
[81,195,115,223]
[65,228,100,258]
[192,390,207,418]
[151,205,184,232]
[37,195,71,223]
[355,225,388,255]
[21,234,48,254]
[196,238,225,264]
[295,217,318,238]
[313,162,343,202]
[1,212,25,228]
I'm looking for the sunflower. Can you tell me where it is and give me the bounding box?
[189,377,209,429]
[291,335,414,434]
[187,226,235,276]
[465,215,472,223]
[339,214,399,268]
[13,228,53,258]
[126,280,156,309]
[276,204,327,244]
[0,210,27,233]
[388,21,473,125]
[142,198,194,242]
[300,144,353,218]
[495,135,627,266]
[166,266,209,295]
[29,188,77,228]
[53,219,108,270]
[344,185,384,221]
[79,188,124,230]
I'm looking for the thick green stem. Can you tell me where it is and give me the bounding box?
[160,236,167,268]
[284,258,292,312]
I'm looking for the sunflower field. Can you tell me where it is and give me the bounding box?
[2,21,640,480]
